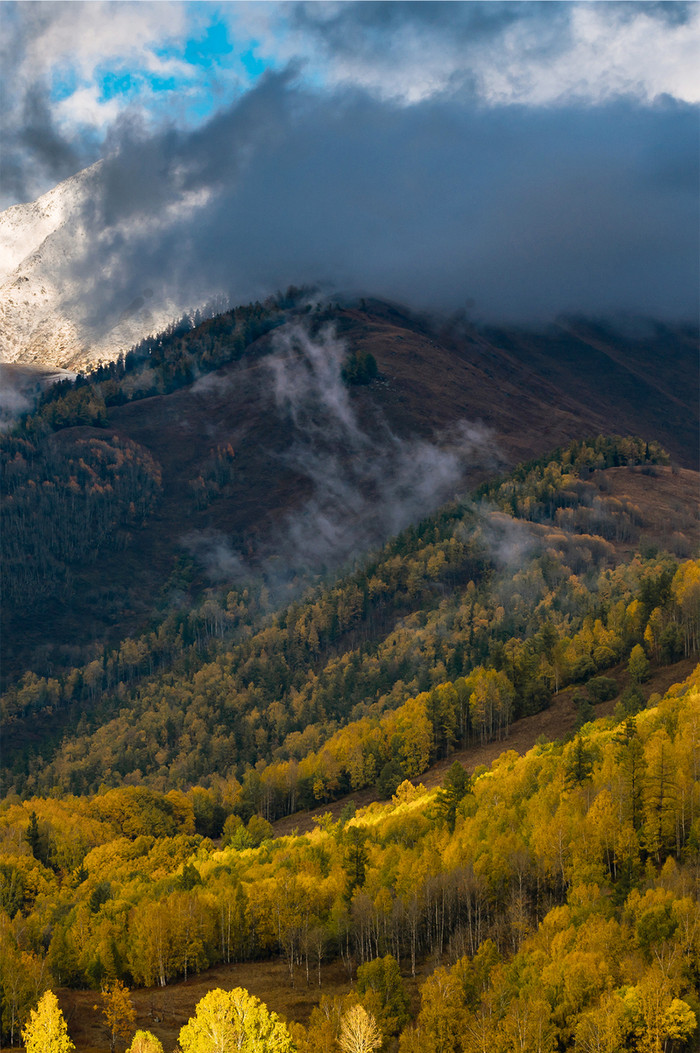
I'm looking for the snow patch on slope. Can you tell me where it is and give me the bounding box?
[0,164,181,371]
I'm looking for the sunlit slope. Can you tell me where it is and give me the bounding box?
[2,668,698,1048]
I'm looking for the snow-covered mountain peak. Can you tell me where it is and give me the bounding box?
[0,163,102,286]
[0,163,179,372]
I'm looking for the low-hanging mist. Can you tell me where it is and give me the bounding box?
[182,322,499,589]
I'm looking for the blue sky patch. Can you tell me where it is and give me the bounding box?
[184,18,234,67]
[100,71,136,103]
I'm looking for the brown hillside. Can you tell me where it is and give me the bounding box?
[4,303,698,677]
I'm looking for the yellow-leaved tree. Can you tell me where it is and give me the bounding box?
[100,979,136,1053]
[179,987,294,1053]
[126,1031,164,1053]
[338,1004,383,1053]
[21,991,74,1053]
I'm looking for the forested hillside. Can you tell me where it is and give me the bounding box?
[2,298,697,684]
[3,435,697,802]
[2,668,698,1048]
[1,298,698,1051]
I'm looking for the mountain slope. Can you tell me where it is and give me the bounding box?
[3,437,698,798]
[332,304,698,467]
[2,299,697,682]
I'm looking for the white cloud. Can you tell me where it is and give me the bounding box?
[237,1,700,106]
[55,86,122,132]
[22,1,192,84]
[484,5,700,106]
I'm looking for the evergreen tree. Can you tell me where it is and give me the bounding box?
[26,811,41,861]
[616,721,647,831]
[564,735,595,787]
[343,826,369,900]
[435,761,471,832]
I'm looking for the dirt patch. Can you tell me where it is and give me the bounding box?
[593,465,699,559]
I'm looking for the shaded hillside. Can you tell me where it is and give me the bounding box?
[2,299,697,681]
[333,303,698,468]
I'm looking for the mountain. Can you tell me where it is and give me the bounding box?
[2,297,697,684]
[2,299,698,1051]
[0,165,179,371]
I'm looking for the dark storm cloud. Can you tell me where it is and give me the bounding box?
[288,0,528,45]
[287,0,692,46]
[286,0,568,62]
[64,73,699,326]
[17,86,86,180]
[2,0,696,210]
